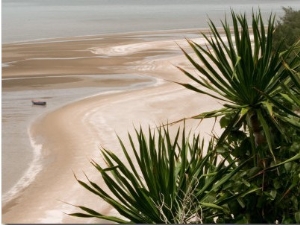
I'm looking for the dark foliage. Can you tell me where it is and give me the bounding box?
[273,7,300,50]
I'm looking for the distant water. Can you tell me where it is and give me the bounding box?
[2,74,157,204]
[2,0,300,43]
[2,0,300,206]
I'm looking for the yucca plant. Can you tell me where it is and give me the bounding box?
[70,126,250,223]
[177,10,300,166]
[279,49,300,110]
[175,11,300,223]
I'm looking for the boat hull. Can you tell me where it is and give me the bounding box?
[32,100,46,106]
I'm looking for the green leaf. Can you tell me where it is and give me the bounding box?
[269,190,277,200]
[256,109,276,161]
[200,202,224,210]
[69,213,94,218]
[237,197,245,208]
[284,162,292,171]
[266,153,300,170]
[295,211,300,223]
[262,101,273,117]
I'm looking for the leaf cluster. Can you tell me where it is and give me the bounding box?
[70,9,300,224]
[178,10,300,157]
[176,9,300,223]
[70,126,251,223]
[273,7,300,51]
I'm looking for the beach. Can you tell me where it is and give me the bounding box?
[3,0,300,223]
[2,30,223,223]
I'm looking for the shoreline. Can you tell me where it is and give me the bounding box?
[2,73,161,206]
[2,29,223,223]
[2,27,212,45]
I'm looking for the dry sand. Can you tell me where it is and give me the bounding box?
[2,29,222,223]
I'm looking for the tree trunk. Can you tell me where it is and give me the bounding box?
[250,113,266,146]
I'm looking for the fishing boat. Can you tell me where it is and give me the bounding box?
[32,100,47,106]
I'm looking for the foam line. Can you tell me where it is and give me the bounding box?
[2,127,43,205]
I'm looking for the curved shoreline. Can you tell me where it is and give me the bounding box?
[2,127,43,205]
[2,29,223,223]
[2,73,161,206]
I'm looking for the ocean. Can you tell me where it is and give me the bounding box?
[3,0,300,43]
[2,0,300,205]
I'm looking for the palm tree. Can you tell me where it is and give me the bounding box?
[177,10,300,167]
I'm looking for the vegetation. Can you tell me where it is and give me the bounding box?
[178,11,299,152]
[70,126,253,223]
[71,9,300,224]
[273,7,300,50]
[177,10,300,223]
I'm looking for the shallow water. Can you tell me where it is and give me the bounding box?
[2,74,156,203]
[2,0,300,207]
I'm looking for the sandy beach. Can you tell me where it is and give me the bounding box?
[2,29,223,223]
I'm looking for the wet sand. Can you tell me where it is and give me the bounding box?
[2,29,222,223]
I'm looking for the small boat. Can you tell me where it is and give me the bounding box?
[32,100,47,106]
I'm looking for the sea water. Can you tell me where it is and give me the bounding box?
[2,74,157,204]
[2,0,300,204]
[3,0,300,43]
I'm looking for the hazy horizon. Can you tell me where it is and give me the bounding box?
[3,0,300,43]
